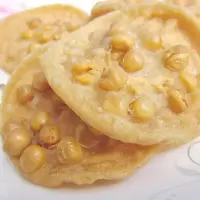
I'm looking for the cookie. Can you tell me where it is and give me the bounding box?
[0,4,88,73]
[41,2,200,146]
[1,48,158,187]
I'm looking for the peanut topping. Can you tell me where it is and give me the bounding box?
[163,45,189,72]
[120,50,144,72]
[72,63,94,74]
[99,67,127,91]
[129,97,156,120]
[38,31,53,43]
[57,137,83,163]
[168,89,188,113]
[3,127,32,156]
[74,73,95,85]
[111,34,135,52]
[21,30,33,40]
[20,145,46,173]
[39,125,60,146]
[30,111,49,132]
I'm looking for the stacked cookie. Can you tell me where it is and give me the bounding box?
[1,0,200,188]
[0,4,88,73]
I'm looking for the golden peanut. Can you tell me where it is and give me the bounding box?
[72,64,94,74]
[163,45,189,72]
[168,89,188,113]
[99,67,127,91]
[129,97,156,120]
[30,111,49,132]
[21,30,33,40]
[32,72,50,92]
[111,34,135,52]
[17,85,34,104]
[27,18,42,29]
[57,137,83,163]
[120,50,144,72]
[74,73,94,85]
[39,125,60,146]
[99,78,115,91]
[179,71,197,92]
[3,127,32,156]
[20,145,46,173]
[141,32,161,50]
[38,31,53,43]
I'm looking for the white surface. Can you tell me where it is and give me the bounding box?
[1,0,200,199]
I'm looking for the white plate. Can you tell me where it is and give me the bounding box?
[1,0,200,199]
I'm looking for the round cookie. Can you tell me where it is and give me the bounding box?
[41,2,200,146]
[1,49,158,187]
[0,4,88,74]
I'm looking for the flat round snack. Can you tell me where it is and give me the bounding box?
[0,49,158,187]
[41,2,200,146]
[0,4,88,74]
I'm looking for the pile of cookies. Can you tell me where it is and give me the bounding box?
[1,0,200,188]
